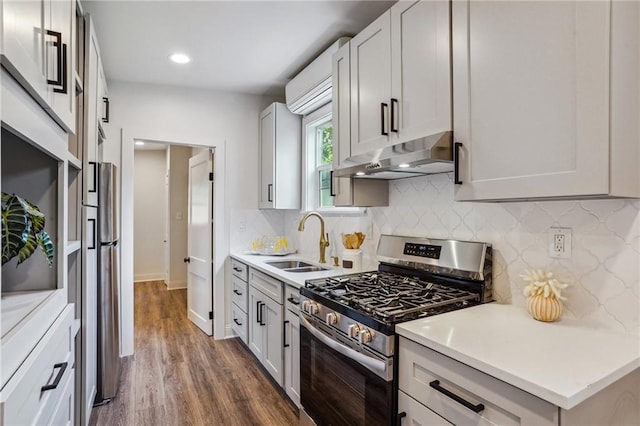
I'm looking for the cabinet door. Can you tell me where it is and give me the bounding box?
[284,309,300,407]
[332,41,354,207]
[263,296,284,386]
[81,206,98,424]
[83,18,100,207]
[1,0,48,105]
[453,0,610,201]
[45,0,75,133]
[391,0,451,144]
[259,104,275,208]
[350,11,392,156]
[248,286,265,360]
[398,390,452,426]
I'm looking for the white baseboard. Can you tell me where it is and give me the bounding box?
[134,273,164,282]
[166,280,187,290]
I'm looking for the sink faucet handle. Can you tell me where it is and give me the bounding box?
[325,232,330,246]
[331,256,339,267]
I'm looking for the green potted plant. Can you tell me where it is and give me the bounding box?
[1,192,54,267]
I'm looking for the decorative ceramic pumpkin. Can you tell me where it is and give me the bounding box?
[527,294,563,322]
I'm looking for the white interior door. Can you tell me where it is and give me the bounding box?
[187,150,213,335]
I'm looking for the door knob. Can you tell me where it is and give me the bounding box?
[183,257,190,263]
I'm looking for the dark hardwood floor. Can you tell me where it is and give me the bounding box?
[89,280,298,426]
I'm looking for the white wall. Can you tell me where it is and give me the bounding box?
[167,145,190,289]
[103,80,274,355]
[133,150,167,281]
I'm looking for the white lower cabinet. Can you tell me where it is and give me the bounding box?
[0,305,76,426]
[231,260,249,344]
[398,390,451,426]
[399,337,640,425]
[284,307,300,407]
[248,272,284,386]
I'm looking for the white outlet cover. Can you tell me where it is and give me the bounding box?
[549,227,572,259]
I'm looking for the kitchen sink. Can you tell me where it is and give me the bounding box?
[266,260,314,269]
[283,266,329,273]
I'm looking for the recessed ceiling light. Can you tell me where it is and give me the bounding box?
[356,172,366,176]
[169,53,190,64]
[398,163,410,168]
[135,141,145,146]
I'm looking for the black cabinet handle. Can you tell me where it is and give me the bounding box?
[396,412,406,424]
[286,296,300,306]
[330,170,336,197]
[102,97,110,123]
[454,142,463,185]
[267,184,273,202]
[88,161,97,193]
[390,98,399,132]
[429,380,485,413]
[259,302,266,326]
[256,301,262,324]
[183,257,190,263]
[41,362,68,392]
[380,102,389,136]
[233,267,242,272]
[233,289,242,296]
[283,320,290,348]
[88,218,96,250]
[45,30,68,94]
[233,318,242,326]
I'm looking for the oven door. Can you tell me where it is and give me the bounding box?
[300,314,394,426]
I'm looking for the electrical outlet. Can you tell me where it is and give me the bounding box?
[549,227,572,258]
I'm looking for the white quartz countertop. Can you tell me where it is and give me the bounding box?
[396,303,640,410]
[230,252,345,288]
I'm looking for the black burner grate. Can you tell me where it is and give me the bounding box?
[305,271,480,324]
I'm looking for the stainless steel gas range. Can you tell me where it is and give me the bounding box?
[299,235,492,426]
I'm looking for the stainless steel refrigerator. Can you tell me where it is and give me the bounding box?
[95,162,120,404]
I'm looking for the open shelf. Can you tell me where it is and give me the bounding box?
[66,240,82,255]
[68,152,82,170]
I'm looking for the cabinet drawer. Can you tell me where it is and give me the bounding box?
[284,285,300,313]
[249,268,283,304]
[1,305,75,426]
[232,277,248,312]
[398,337,558,426]
[398,390,452,426]
[231,303,248,344]
[231,259,248,281]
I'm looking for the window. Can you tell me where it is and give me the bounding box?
[303,104,334,210]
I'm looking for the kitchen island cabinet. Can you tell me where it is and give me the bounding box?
[453,0,640,201]
[397,304,640,425]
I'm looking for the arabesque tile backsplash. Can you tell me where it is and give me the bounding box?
[230,173,639,333]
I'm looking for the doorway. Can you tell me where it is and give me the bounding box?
[132,140,214,336]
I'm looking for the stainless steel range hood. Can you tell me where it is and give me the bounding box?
[334,131,453,180]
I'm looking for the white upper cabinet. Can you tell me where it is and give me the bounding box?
[453,0,640,201]
[258,102,301,209]
[390,0,452,144]
[350,0,451,156]
[1,0,76,133]
[350,11,392,156]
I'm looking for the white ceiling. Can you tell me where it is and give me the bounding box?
[82,0,396,96]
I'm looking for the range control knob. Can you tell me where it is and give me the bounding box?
[358,329,374,344]
[348,323,361,339]
[325,312,338,326]
[305,301,319,315]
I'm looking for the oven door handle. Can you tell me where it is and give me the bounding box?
[300,315,387,378]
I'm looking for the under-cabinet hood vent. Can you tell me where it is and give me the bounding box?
[334,131,453,180]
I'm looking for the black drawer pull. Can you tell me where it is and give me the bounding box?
[397,412,406,424]
[286,296,300,306]
[233,267,243,272]
[233,289,242,296]
[233,318,242,326]
[41,362,68,392]
[429,380,484,413]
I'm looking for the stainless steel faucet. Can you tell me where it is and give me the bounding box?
[297,212,330,264]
